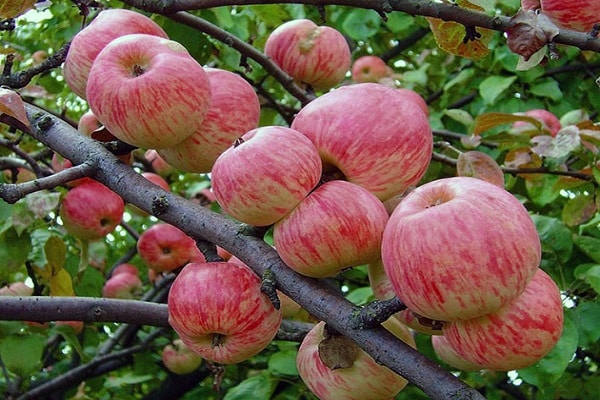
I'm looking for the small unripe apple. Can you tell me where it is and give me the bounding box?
[264,19,351,91]
[161,339,203,375]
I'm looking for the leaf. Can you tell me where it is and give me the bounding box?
[562,194,596,227]
[0,334,45,376]
[478,76,518,106]
[532,215,573,264]
[0,228,32,278]
[342,9,381,41]
[518,315,578,386]
[526,174,562,207]
[531,126,581,159]
[444,109,474,130]
[506,9,559,61]
[44,235,66,276]
[223,371,276,400]
[474,112,543,135]
[268,349,299,376]
[53,323,88,361]
[49,268,75,296]
[574,264,600,295]
[457,151,505,188]
[530,79,562,101]
[105,373,154,389]
[24,191,61,219]
[345,286,374,306]
[0,88,30,128]
[573,235,600,263]
[504,147,543,170]
[567,301,600,347]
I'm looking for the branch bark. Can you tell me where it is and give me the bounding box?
[7,104,486,400]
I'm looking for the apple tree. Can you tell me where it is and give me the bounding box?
[0,0,599,399]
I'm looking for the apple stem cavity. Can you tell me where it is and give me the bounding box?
[211,333,226,348]
[132,64,146,77]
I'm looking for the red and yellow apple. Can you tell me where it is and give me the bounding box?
[351,55,391,83]
[381,176,541,322]
[161,338,203,375]
[167,262,282,364]
[211,126,322,226]
[86,34,212,149]
[431,335,483,372]
[264,19,351,91]
[273,180,389,278]
[102,271,143,299]
[63,9,169,99]
[291,83,433,201]
[158,67,261,173]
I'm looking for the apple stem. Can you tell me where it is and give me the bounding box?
[132,64,146,77]
[211,333,225,348]
[351,297,406,329]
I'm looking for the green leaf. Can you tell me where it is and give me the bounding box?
[383,12,414,34]
[0,334,45,376]
[25,191,60,219]
[562,193,596,227]
[341,9,381,40]
[104,372,154,388]
[518,315,578,387]
[573,264,600,295]
[530,79,562,101]
[223,371,276,400]
[268,349,299,376]
[526,175,562,207]
[531,215,573,263]
[53,323,88,361]
[74,266,104,297]
[479,75,517,105]
[573,235,600,263]
[474,112,543,135]
[0,227,31,278]
[567,301,600,347]
[45,234,66,275]
[346,286,374,306]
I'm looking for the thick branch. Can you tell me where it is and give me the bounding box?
[15,104,485,400]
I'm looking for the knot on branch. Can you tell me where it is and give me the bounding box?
[151,195,170,216]
[352,297,406,329]
[260,268,281,310]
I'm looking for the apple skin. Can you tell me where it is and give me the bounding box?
[158,67,261,173]
[521,0,600,32]
[431,335,483,372]
[167,262,282,364]
[54,320,85,334]
[512,109,561,137]
[59,181,125,241]
[0,282,33,296]
[367,258,443,335]
[102,271,143,299]
[63,9,169,99]
[291,83,433,201]
[161,338,203,375]
[144,149,177,178]
[351,55,391,83]
[86,34,212,149]
[141,172,170,192]
[211,126,322,226]
[111,263,140,277]
[273,180,389,278]
[296,319,415,400]
[136,223,205,274]
[381,176,541,322]
[396,88,429,117]
[264,19,351,91]
[443,268,564,371]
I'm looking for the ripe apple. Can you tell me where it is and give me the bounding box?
[211,126,322,226]
[296,319,415,400]
[273,180,389,278]
[443,268,564,371]
[51,153,95,187]
[381,176,541,322]
[62,8,169,99]
[161,338,203,375]
[512,108,561,136]
[431,335,483,372]
[102,271,143,299]
[111,263,140,277]
[141,172,170,192]
[136,223,205,274]
[521,0,600,32]
[396,88,429,117]
[59,181,125,241]
[157,67,261,173]
[351,55,391,83]
[264,19,351,91]
[367,258,443,335]
[291,83,433,201]
[0,281,33,296]
[77,109,103,136]
[144,149,177,178]
[167,262,282,364]
[86,34,212,149]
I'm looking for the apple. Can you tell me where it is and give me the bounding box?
[86,34,212,149]
[77,109,103,136]
[296,319,415,400]
[111,263,140,277]
[512,109,561,136]
[351,55,391,83]
[264,19,351,91]
[211,126,322,226]
[0,281,33,296]
[136,223,205,274]
[431,335,483,372]
[141,172,170,192]
[367,258,443,335]
[51,153,95,187]
[102,271,143,299]
[521,0,600,32]
[59,181,125,241]
[31,50,48,65]
[381,176,541,322]
[3,167,36,183]
[443,268,564,371]
[273,180,389,278]
[144,149,177,178]
[54,320,85,334]
[161,338,203,375]
[167,262,282,364]
[291,83,433,201]
[62,8,169,99]
[158,68,261,173]
[396,88,429,117]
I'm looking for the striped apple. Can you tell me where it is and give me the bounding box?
[291,83,432,201]
[167,262,282,364]
[521,0,600,32]
[381,176,541,322]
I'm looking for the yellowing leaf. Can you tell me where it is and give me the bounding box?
[0,0,36,19]
[49,268,75,297]
[44,235,66,277]
[474,112,543,135]
[457,151,505,188]
[0,88,30,128]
